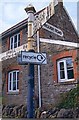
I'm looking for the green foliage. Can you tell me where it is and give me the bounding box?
[58,87,79,109]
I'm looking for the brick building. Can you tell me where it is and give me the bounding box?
[0,1,79,109]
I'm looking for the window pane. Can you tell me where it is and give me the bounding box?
[60,62,64,70]
[60,71,65,79]
[66,58,74,79]
[10,37,13,49]
[11,38,13,44]
[13,72,16,90]
[18,41,20,47]
[13,82,16,90]
[10,45,12,49]
[14,35,17,43]
[17,72,19,80]
[13,72,16,81]
[14,43,17,48]
[18,34,20,40]
[18,34,20,46]
[66,58,73,68]
[67,69,74,79]
[17,81,19,89]
[17,72,19,89]
[14,35,17,48]
[9,73,12,90]
[9,82,11,90]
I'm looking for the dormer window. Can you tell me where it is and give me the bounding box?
[10,33,20,49]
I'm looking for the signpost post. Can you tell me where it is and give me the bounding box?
[24,1,54,118]
[24,5,36,118]
[17,0,55,118]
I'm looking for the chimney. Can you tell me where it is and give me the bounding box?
[57,0,63,16]
[58,0,63,8]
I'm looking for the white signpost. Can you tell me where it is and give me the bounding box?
[33,1,54,35]
[33,0,64,37]
[43,22,63,37]
[18,51,47,65]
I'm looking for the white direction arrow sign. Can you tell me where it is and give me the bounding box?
[18,51,47,65]
[43,22,63,37]
[33,1,54,35]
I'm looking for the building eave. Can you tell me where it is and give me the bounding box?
[0,7,46,39]
[1,18,28,39]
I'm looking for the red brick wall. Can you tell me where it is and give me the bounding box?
[20,30,23,46]
[7,37,10,50]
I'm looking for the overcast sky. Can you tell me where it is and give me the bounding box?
[0,0,78,34]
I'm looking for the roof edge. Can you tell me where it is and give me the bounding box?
[1,18,28,38]
[63,6,78,37]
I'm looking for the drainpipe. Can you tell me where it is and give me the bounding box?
[37,31,41,108]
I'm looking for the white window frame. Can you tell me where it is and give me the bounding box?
[10,33,20,49]
[57,57,74,82]
[8,70,19,92]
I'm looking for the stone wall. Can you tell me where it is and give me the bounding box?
[2,105,79,118]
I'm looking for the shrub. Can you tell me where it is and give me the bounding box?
[58,87,79,109]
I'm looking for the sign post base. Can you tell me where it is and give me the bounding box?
[27,50,35,118]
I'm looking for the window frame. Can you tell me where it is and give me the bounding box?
[8,70,19,92]
[10,33,20,49]
[57,57,74,82]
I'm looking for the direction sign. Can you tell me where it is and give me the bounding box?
[17,51,47,65]
[33,1,54,35]
[43,22,63,37]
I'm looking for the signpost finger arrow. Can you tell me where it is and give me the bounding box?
[17,51,47,65]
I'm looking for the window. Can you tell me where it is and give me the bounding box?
[8,70,19,92]
[57,58,74,82]
[10,33,20,49]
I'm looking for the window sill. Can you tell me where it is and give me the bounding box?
[54,79,77,86]
[58,79,75,83]
[7,90,19,95]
